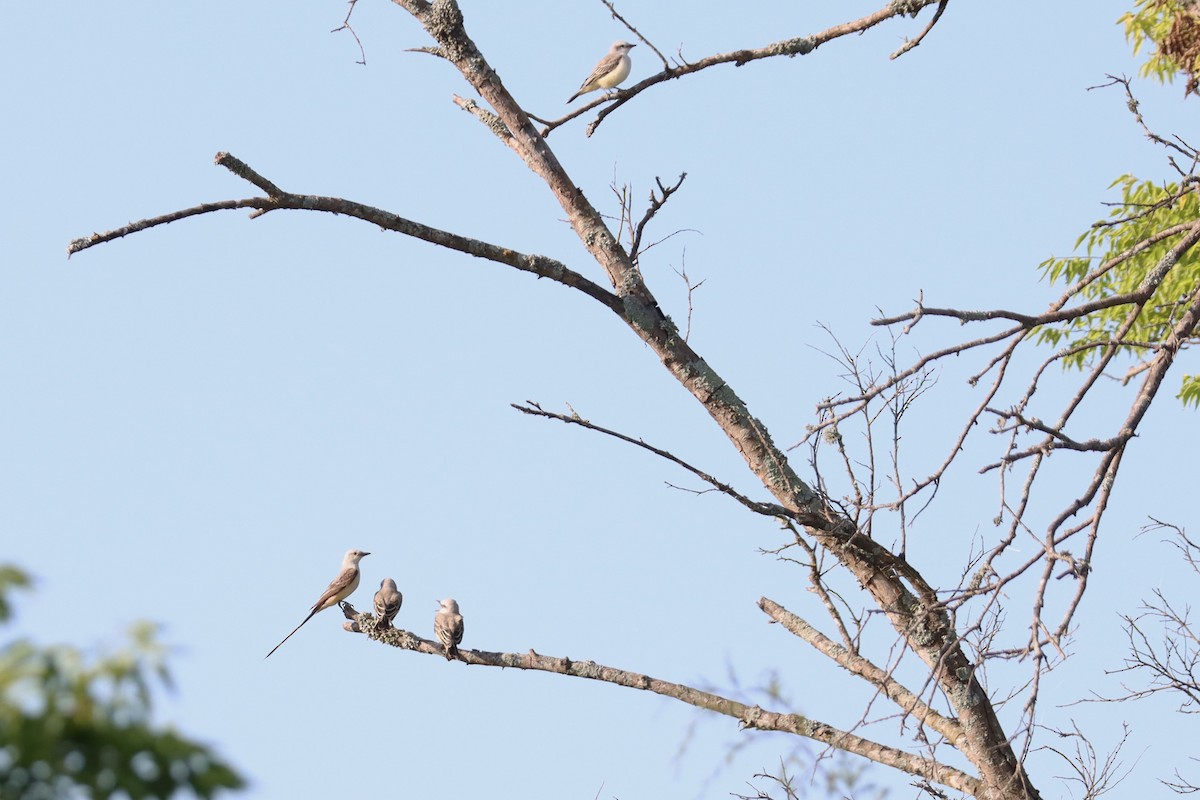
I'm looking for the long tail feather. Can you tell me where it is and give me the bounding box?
[265,609,318,658]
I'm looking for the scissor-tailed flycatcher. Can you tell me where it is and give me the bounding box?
[373,577,403,631]
[567,41,636,103]
[434,598,464,660]
[265,549,370,658]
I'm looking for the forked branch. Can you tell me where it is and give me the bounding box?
[72,1,1039,795]
[345,604,983,797]
[68,152,623,317]
[532,0,947,136]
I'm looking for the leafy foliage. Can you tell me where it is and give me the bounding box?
[1035,174,1200,405]
[0,566,32,624]
[1121,0,1189,84]
[0,566,244,799]
[1032,3,1200,404]
[1120,0,1200,94]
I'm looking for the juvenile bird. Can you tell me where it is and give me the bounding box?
[374,578,403,631]
[434,598,465,661]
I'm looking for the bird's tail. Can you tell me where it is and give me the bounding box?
[265,610,317,658]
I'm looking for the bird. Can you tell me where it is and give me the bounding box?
[434,598,465,661]
[567,41,636,103]
[373,577,403,631]
[265,549,370,658]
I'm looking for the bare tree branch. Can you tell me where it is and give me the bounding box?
[533,0,946,137]
[1039,722,1136,800]
[331,0,368,65]
[68,153,623,316]
[889,0,949,59]
[345,604,984,797]
[512,401,791,519]
[599,0,671,70]
[758,597,963,748]
[630,173,687,263]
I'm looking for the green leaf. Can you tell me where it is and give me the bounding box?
[1038,175,1200,406]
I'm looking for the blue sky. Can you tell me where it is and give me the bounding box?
[4,2,1197,798]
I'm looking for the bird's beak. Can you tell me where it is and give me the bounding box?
[362,552,372,557]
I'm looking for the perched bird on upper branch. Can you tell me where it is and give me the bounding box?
[567,41,636,103]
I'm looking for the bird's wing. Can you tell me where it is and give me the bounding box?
[579,52,623,90]
[376,589,401,615]
[312,566,360,611]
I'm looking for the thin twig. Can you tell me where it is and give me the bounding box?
[511,401,792,519]
[331,0,367,65]
[631,173,687,261]
[599,0,671,69]
[889,0,949,60]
